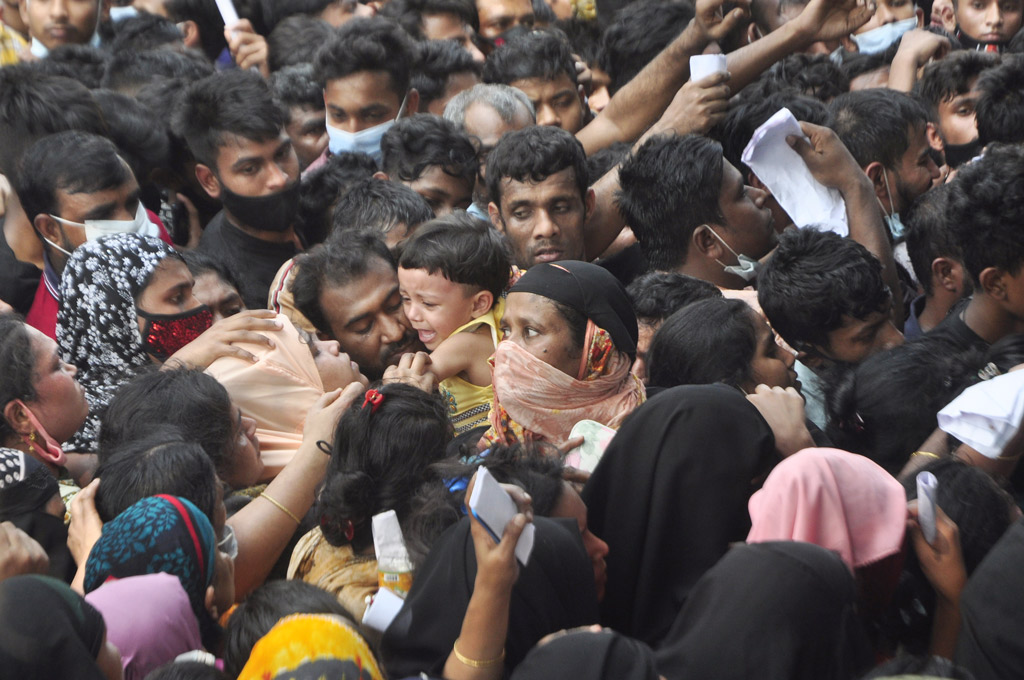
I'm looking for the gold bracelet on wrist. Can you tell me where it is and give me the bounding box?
[453,638,505,669]
[259,492,301,525]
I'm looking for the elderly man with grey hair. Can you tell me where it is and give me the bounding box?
[444,83,535,219]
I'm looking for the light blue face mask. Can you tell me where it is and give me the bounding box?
[27,0,103,57]
[325,92,409,162]
[109,5,139,22]
[851,15,918,54]
[706,225,762,282]
[878,167,907,239]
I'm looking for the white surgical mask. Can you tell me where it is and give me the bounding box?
[851,15,918,54]
[50,202,156,242]
[325,92,409,162]
[109,5,138,22]
[705,225,762,282]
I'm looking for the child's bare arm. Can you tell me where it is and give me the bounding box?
[428,328,497,386]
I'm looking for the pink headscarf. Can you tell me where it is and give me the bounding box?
[746,448,908,571]
[85,573,202,680]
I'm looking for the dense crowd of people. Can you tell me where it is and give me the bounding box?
[4,0,1024,677]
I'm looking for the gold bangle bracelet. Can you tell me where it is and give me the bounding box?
[259,492,301,525]
[453,638,505,669]
[912,451,941,459]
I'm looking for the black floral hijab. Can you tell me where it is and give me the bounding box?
[57,233,177,452]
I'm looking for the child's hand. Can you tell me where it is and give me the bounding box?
[382,352,436,392]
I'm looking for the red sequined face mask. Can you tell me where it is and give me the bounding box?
[138,305,213,360]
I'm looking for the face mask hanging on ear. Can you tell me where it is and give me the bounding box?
[325,92,409,161]
[12,400,67,468]
[851,15,919,54]
[704,225,762,282]
[878,167,907,240]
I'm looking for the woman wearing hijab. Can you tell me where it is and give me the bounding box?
[84,495,231,654]
[58,233,279,452]
[85,573,203,680]
[485,261,645,449]
[0,574,124,680]
[511,629,659,680]
[207,314,367,477]
[380,516,600,678]
[0,447,74,581]
[238,613,384,680]
[581,383,777,648]
[655,541,873,680]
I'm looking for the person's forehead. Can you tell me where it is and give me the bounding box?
[478,0,532,18]
[510,75,576,101]
[718,160,744,196]
[899,123,932,162]
[54,177,137,217]
[324,71,402,108]
[324,258,398,324]
[463,101,529,146]
[214,131,289,168]
[193,272,234,301]
[409,165,473,196]
[505,290,561,321]
[421,11,469,39]
[499,166,581,205]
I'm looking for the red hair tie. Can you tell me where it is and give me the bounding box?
[362,388,384,414]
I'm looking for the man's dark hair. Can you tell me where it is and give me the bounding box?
[904,183,960,297]
[182,250,241,292]
[555,17,602,65]
[99,367,236,478]
[94,424,219,524]
[0,67,107,182]
[223,580,353,678]
[270,63,325,112]
[716,92,832,181]
[616,133,723,272]
[31,45,109,89]
[626,271,723,323]
[752,53,850,102]
[108,10,184,52]
[599,0,693,94]
[16,132,131,225]
[916,50,1000,117]
[975,54,1024,146]
[258,0,338,32]
[164,0,228,60]
[313,16,417,95]
[299,152,379,243]
[483,29,577,87]
[585,141,631,185]
[381,114,478,186]
[101,48,215,94]
[829,88,931,169]
[757,229,891,352]
[946,143,1024,283]
[413,40,481,112]
[398,212,511,298]
[173,69,286,169]
[267,14,333,73]
[331,177,434,239]
[486,124,588,208]
[378,0,480,37]
[838,49,891,84]
[291,232,397,336]
[91,90,172,186]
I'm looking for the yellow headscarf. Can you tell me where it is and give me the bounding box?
[238,613,385,680]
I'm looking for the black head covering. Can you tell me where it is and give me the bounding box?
[956,517,1024,680]
[510,630,658,680]
[380,516,600,678]
[0,448,75,582]
[0,574,107,680]
[509,261,638,360]
[655,541,873,680]
[581,384,776,647]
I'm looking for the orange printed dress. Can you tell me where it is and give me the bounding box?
[439,297,505,434]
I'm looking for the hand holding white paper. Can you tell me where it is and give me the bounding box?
[916,471,938,545]
[214,0,240,26]
[740,108,849,235]
[937,369,1024,458]
[468,466,535,565]
[689,54,728,81]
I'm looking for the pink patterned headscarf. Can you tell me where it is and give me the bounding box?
[747,448,908,571]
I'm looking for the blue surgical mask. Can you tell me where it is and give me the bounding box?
[325,92,409,162]
[878,167,907,240]
[706,225,762,282]
[110,5,139,21]
[851,15,918,54]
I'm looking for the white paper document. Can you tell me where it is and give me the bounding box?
[362,588,405,633]
[214,0,240,26]
[468,466,535,565]
[938,369,1024,459]
[689,54,728,81]
[741,107,849,236]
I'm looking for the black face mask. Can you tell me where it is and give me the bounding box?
[943,138,984,169]
[219,180,300,233]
